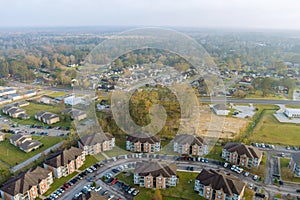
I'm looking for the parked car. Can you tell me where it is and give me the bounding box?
[224,162,229,168]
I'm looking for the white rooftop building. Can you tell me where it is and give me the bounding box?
[284,108,300,118]
[64,96,83,106]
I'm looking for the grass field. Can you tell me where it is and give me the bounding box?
[280,158,300,183]
[43,172,78,196]
[8,102,72,127]
[205,145,223,161]
[47,92,67,98]
[78,155,98,170]
[116,171,205,200]
[246,90,285,100]
[0,135,62,166]
[0,162,11,184]
[249,154,266,178]
[248,110,300,146]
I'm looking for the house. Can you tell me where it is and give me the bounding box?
[43,147,85,178]
[10,134,32,146]
[2,106,26,118]
[23,90,37,98]
[289,152,300,177]
[134,161,178,189]
[10,134,42,153]
[0,167,53,200]
[222,143,262,168]
[284,108,300,118]
[173,134,208,156]
[18,113,30,120]
[126,132,161,153]
[7,94,22,101]
[62,108,87,121]
[0,88,17,97]
[19,140,43,153]
[78,132,115,155]
[194,169,246,200]
[211,104,230,116]
[0,133,5,141]
[40,97,53,105]
[35,111,60,124]
[239,76,252,84]
[12,101,30,107]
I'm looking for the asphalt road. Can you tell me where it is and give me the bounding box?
[200,97,300,106]
[55,153,300,200]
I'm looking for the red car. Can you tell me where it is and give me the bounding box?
[111,178,118,185]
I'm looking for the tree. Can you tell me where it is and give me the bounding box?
[25,55,41,69]
[262,77,272,96]
[234,58,242,71]
[41,57,50,68]
[0,61,9,78]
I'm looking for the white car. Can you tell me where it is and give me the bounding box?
[230,165,236,171]
[95,186,102,192]
[74,192,82,197]
[224,162,229,168]
[249,183,253,189]
[128,188,135,194]
[243,172,249,177]
[253,175,258,181]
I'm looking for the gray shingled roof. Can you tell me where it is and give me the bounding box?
[79,133,114,146]
[45,147,83,168]
[291,152,300,165]
[0,167,50,196]
[134,161,177,178]
[127,132,160,144]
[174,134,207,146]
[19,140,42,152]
[224,142,261,159]
[196,169,245,196]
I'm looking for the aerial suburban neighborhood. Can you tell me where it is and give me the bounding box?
[1,1,300,200]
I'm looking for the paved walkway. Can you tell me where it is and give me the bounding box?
[10,141,64,173]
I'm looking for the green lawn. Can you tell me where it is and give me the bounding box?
[101,147,128,158]
[116,171,205,200]
[246,90,285,100]
[78,155,98,170]
[244,189,254,200]
[205,145,223,161]
[43,172,78,196]
[0,162,11,185]
[249,154,266,179]
[0,135,62,166]
[7,102,71,128]
[248,110,300,146]
[280,158,300,183]
[47,92,67,98]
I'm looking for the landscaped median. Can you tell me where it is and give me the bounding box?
[43,171,78,197]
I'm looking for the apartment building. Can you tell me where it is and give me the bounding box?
[173,134,208,156]
[222,142,262,168]
[134,161,178,189]
[126,132,161,153]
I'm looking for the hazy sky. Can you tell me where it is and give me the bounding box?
[0,0,300,30]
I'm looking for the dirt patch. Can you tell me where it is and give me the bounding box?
[180,105,249,139]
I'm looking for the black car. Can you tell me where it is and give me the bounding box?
[112,169,120,173]
[296,189,300,193]
[107,177,114,183]
[255,193,265,198]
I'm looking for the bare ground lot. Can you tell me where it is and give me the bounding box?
[181,105,250,139]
